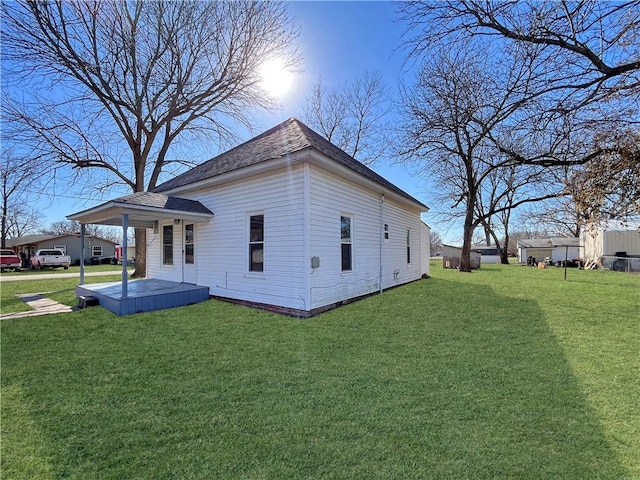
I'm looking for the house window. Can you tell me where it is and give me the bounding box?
[406,229,411,265]
[184,224,194,264]
[249,214,264,272]
[163,225,173,265]
[92,246,102,257]
[384,223,389,242]
[341,215,353,271]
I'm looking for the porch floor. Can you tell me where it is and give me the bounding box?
[76,279,210,316]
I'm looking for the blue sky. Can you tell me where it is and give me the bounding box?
[29,1,458,242]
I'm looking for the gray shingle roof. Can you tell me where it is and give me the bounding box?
[6,233,118,247]
[67,192,213,221]
[108,192,214,215]
[153,118,427,209]
[517,237,580,248]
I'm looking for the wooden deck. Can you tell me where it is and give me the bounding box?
[76,279,210,316]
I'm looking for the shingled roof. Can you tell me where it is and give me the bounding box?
[70,192,213,217]
[67,191,214,228]
[104,192,213,215]
[153,118,426,209]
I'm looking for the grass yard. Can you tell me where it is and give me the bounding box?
[0,275,125,313]
[0,264,125,277]
[1,263,639,479]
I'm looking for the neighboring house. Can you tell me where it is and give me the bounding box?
[442,244,481,269]
[6,234,118,265]
[69,118,430,316]
[115,243,135,264]
[581,227,640,270]
[517,237,581,264]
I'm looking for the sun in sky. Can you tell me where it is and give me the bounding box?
[259,58,294,98]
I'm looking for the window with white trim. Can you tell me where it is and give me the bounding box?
[163,225,173,265]
[341,215,353,271]
[249,214,264,272]
[184,224,194,264]
[92,246,102,257]
[406,229,412,265]
[383,223,389,242]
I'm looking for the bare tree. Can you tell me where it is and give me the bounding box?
[2,204,39,241]
[522,130,640,234]
[0,140,51,247]
[517,167,587,239]
[397,1,640,258]
[302,72,391,165]
[568,130,640,223]
[2,0,300,276]
[429,230,443,256]
[398,46,557,271]
[40,220,121,244]
[397,1,640,168]
[398,1,640,107]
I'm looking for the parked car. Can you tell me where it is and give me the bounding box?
[30,249,71,270]
[0,249,22,271]
[100,256,117,265]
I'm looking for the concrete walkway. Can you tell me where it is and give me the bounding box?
[1,270,136,320]
[1,293,74,320]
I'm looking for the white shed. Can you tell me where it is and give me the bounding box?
[517,237,581,264]
[442,244,481,269]
[581,227,640,270]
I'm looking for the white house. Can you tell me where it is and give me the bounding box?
[69,118,430,316]
[517,237,581,264]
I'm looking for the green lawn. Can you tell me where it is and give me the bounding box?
[0,275,125,313]
[2,263,639,479]
[0,264,126,277]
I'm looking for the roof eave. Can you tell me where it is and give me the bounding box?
[68,201,214,228]
[305,150,428,211]
[157,149,429,212]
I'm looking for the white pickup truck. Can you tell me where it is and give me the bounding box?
[30,249,71,270]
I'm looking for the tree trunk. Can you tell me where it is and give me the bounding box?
[132,228,147,278]
[459,200,476,272]
[1,204,6,248]
[483,223,492,245]
[500,233,510,264]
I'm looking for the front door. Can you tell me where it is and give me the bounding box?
[183,223,196,284]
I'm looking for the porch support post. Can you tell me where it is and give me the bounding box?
[122,213,129,299]
[80,223,86,285]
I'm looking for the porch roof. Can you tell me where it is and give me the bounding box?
[67,192,214,228]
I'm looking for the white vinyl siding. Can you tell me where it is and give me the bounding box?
[309,166,424,309]
[178,166,306,310]
[146,160,427,313]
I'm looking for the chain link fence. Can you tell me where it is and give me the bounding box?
[600,255,640,273]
